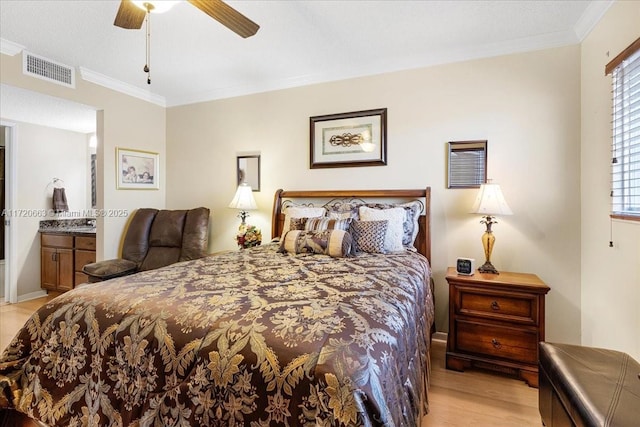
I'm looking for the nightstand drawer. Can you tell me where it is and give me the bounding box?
[458,289,537,324]
[456,319,538,364]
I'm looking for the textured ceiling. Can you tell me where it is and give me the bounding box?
[0,0,613,132]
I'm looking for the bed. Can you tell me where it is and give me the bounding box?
[0,188,434,427]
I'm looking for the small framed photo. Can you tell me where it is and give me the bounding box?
[237,154,260,191]
[116,147,159,190]
[310,108,387,168]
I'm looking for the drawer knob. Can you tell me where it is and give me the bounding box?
[491,338,502,349]
[490,301,501,311]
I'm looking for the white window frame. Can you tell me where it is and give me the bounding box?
[608,38,640,221]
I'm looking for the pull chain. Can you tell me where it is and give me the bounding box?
[609,216,614,247]
[143,4,152,84]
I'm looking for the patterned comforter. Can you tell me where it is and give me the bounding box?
[0,244,433,426]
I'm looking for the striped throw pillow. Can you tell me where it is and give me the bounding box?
[304,217,351,232]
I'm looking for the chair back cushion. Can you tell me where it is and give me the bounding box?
[149,210,187,247]
[121,208,158,265]
[138,208,210,271]
[180,207,210,261]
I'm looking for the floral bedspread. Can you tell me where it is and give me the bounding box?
[0,244,433,426]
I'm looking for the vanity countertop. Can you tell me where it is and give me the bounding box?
[39,218,96,235]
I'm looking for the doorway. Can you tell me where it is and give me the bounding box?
[0,123,16,303]
[1,84,97,303]
[0,129,5,300]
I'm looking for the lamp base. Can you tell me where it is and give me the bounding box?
[478,261,500,274]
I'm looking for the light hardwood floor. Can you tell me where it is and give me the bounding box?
[1,297,542,426]
[0,294,59,351]
[425,335,541,426]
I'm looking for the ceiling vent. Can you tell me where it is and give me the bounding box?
[23,51,75,88]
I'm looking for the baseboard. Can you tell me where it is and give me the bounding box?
[17,290,47,303]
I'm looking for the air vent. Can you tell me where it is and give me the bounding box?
[23,51,75,88]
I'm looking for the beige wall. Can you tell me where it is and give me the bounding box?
[166,46,582,343]
[581,1,640,360]
[0,52,166,298]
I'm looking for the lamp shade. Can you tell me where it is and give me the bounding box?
[228,183,257,210]
[470,183,513,216]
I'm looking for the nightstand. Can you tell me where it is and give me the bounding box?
[445,267,550,387]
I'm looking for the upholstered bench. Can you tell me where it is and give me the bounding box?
[539,342,640,426]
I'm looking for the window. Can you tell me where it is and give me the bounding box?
[607,38,640,220]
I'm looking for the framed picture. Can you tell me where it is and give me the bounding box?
[116,147,159,190]
[447,140,487,188]
[310,108,387,168]
[237,154,260,191]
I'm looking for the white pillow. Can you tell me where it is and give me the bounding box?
[358,206,405,252]
[281,206,326,239]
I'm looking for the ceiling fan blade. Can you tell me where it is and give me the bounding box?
[188,0,260,38]
[114,0,146,29]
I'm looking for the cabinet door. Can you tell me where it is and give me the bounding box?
[75,250,96,271]
[57,249,74,291]
[74,249,96,287]
[41,247,58,291]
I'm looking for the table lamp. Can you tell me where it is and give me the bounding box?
[228,182,257,225]
[470,182,512,274]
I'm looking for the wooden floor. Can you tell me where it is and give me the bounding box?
[424,336,541,426]
[0,294,59,352]
[1,297,541,426]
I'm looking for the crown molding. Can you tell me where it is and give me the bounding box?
[574,0,614,41]
[167,29,580,107]
[0,38,25,56]
[79,67,166,107]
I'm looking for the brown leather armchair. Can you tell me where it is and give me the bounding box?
[82,207,210,282]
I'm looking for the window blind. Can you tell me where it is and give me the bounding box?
[447,141,487,188]
[610,41,640,218]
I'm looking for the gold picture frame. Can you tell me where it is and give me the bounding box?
[116,147,159,190]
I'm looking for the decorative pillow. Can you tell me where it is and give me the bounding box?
[324,200,422,247]
[281,206,326,239]
[350,220,388,254]
[358,206,405,252]
[325,202,361,220]
[395,201,421,247]
[288,217,308,231]
[279,229,352,258]
[364,201,422,247]
[305,217,351,232]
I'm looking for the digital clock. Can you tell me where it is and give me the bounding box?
[456,258,475,275]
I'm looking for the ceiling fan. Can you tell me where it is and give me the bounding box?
[114,0,259,85]
[114,0,260,38]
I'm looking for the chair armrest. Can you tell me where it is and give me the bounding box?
[82,259,138,282]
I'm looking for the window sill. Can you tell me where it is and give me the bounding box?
[610,214,640,223]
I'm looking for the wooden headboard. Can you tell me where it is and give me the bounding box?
[271,188,431,263]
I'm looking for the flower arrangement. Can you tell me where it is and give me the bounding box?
[236,224,262,249]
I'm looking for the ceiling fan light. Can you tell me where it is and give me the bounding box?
[132,1,180,14]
